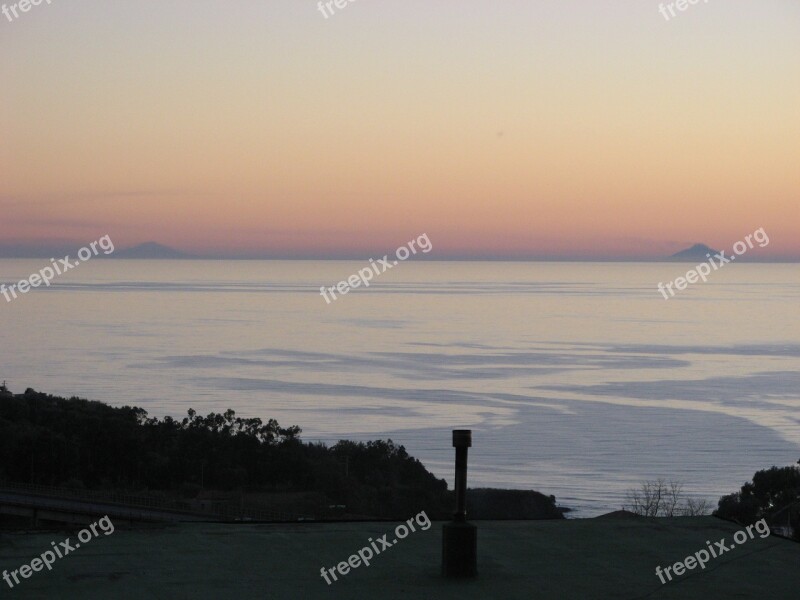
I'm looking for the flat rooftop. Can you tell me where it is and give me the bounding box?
[1,516,797,599]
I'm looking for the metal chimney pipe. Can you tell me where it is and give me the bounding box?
[452,429,471,522]
[442,429,478,577]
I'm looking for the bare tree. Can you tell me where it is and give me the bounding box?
[625,478,667,517]
[680,498,712,516]
[624,479,711,517]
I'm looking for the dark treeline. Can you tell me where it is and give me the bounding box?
[715,464,800,541]
[0,387,450,518]
[0,386,565,520]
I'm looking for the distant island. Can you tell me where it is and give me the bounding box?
[111,242,189,259]
[0,241,191,260]
[668,243,720,262]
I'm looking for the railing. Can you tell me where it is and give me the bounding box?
[0,481,178,510]
[0,481,312,523]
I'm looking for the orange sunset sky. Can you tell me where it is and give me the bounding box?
[1,1,798,259]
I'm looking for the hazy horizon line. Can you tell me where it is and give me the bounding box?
[0,241,796,262]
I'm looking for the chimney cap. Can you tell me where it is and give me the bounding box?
[452,429,472,448]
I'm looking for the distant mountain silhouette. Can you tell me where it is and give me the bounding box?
[669,243,719,261]
[113,242,189,259]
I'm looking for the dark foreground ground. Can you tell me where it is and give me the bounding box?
[1,516,797,599]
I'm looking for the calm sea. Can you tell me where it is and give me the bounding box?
[1,259,798,516]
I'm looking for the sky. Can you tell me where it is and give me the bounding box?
[1,0,799,259]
